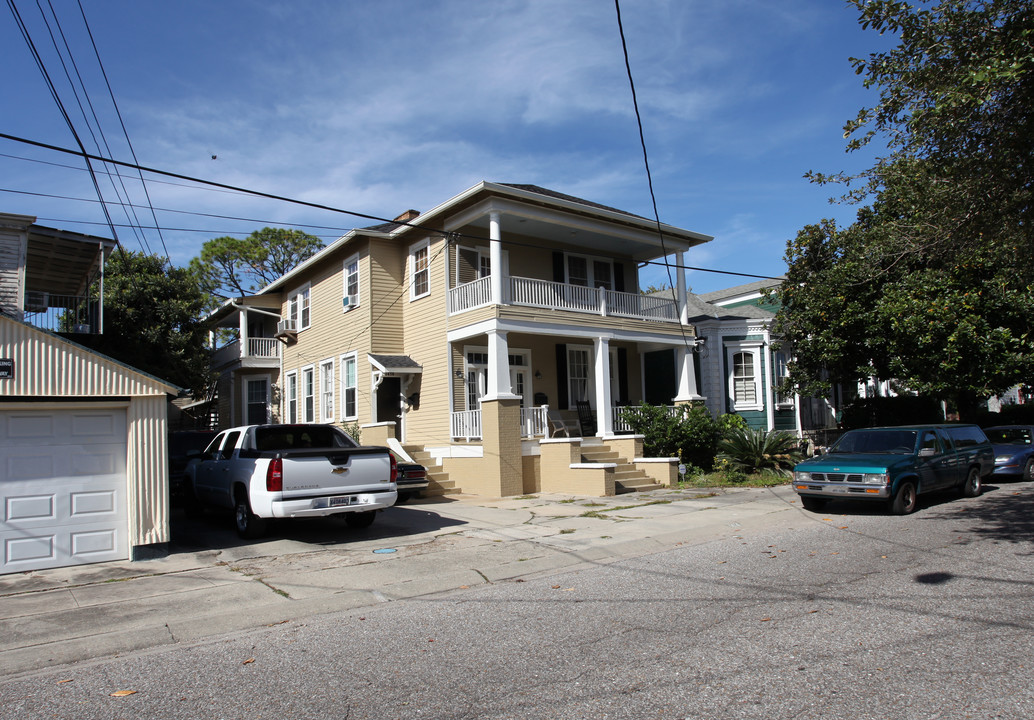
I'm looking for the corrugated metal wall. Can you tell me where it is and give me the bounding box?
[1,316,175,551]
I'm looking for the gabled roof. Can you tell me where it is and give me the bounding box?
[259,181,713,294]
[697,276,784,305]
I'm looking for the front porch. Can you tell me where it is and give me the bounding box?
[449,404,682,440]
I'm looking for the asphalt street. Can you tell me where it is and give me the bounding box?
[2,481,1033,719]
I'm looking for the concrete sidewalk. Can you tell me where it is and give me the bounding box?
[0,485,803,678]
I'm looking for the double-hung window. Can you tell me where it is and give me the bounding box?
[301,366,315,422]
[343,255,360,312]
[340,353,357,420]
[288,285,311,331]
[285,371,298,423]
[411,239,430,299]
[726,343,763,411]
[320,359,335,422]
[567,346,592,408]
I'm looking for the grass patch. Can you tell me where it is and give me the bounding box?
[514,495,539,500]
[581,501,606,507]
[677,471,790,489]
[559,528,576,534]
[558,498,577,504]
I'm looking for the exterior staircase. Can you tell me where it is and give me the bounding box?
[401,445,461,498]
[579,442,663,494]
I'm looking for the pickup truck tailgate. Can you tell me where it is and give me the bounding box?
[278,447,392,498]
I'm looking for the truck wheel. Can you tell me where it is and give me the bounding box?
[890,480,917,515]
[961,467,982,498]
[235,492,269,539]
[800,496,825,512]
[345,511,376,529]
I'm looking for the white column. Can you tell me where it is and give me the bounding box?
[676,250,689,325]
[239,308,248,359]
[485,328,519,401]
[489,211,504,305]
[674,344,704,402]
[763,330,775,431]
[594,337,613,436]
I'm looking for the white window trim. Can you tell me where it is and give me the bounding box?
[242,375,271,425]
[285,370,298,424]
[566,344,594,410]
[564,252,615,289]
[289,283,312,331]
[301,364,316,423]
[772,350,794,408]
[319,358,335,423]
[726,341,764,412]
[410,238,431,300]
[342,254,360,313]
[463,346,531,410]
[340,352,358,421]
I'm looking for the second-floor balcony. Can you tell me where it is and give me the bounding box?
[448,275,679,323]
[22,292,100,334]
[211,336,281,368]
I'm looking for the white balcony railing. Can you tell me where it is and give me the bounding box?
[450,405,551,441]
[612,405,681,433]
[448,275,678,323]
[211,337,281,367]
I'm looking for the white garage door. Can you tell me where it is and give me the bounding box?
[1,407,128,574]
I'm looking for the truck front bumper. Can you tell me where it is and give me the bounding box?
[793,471,891,500]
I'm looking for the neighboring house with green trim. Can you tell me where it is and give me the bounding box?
[647,278,841,436]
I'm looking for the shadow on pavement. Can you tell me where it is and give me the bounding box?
[168,499,469,555]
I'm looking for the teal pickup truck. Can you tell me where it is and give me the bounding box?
[793,424,994,515]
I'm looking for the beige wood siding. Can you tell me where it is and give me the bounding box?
[368,239,405,352]
[127,395,170,546]
[399,234,452,444]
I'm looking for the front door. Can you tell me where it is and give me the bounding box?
[377,376,403,440]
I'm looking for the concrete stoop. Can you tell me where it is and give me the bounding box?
[402,445,461,498]
[581,442,663,494]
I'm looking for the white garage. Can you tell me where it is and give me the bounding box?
[1,316,178,575]
[1,406,129,573]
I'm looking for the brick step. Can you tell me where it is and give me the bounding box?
[615,479,664,494]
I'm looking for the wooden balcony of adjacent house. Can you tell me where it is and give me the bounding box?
[210,336,281,370]
[448,275,679,324]
[22,292,100,334]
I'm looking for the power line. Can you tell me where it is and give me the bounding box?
[0,132,781,282]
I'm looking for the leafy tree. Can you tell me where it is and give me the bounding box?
[191,227,324,301]
[775,0,1034,420]
[85,251,213,394]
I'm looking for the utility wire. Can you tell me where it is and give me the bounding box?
[613,0,695,353]
[1,133,780,282]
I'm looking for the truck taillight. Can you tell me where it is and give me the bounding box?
[390,453,397,483]
[267,457,283,492]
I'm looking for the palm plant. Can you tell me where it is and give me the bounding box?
[717,427,803,476]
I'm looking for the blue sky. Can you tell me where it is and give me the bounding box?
[2,0,893,295]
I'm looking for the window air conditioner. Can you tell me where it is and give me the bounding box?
[24,291,49,313]
[276,318,298,335]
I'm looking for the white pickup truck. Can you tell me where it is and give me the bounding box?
[185,424,397,538]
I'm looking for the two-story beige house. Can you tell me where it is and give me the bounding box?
[207,182,713,497]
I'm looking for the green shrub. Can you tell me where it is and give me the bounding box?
[717,427,803,476]
[619,403,745,471]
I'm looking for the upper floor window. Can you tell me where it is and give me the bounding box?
[411,239,430,300]
[566,253,614,290]
[773,351,792,407]
[288,285,311,330]
[343,255,360,312]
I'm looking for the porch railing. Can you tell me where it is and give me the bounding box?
[612,405,682,433]
[450,405,551,441]
[447,275,679,323]
[211,337,281,367]
[22,293,100,334]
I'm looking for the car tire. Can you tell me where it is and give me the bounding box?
[890,480,917,515]
[801,496,826,512]
[234,491,269,539]
[345,511,377,529]
[1023,458,1034,482]
[961,466,982,498]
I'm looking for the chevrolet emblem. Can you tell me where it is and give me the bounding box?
[331,467,348,474]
